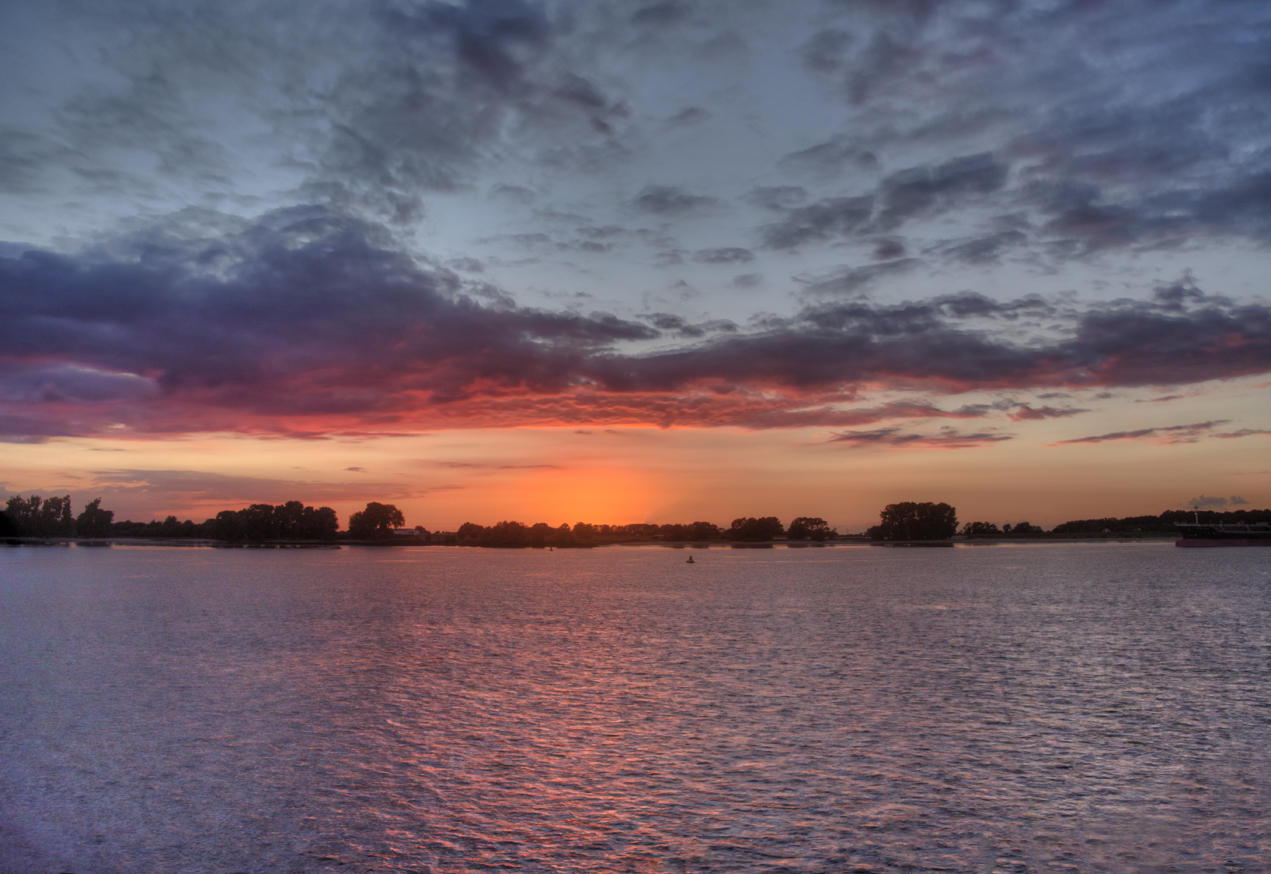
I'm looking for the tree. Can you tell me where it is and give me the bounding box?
[76,498,114,538]
[347,502,405,539]
[788,516,834,541]
[867,502,958,541]
[727,516,785,541]
[961,521,1001,538]
[4,494,74,536]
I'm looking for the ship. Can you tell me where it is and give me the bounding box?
[1175,512,1271,547]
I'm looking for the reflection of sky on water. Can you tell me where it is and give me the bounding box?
[1,543,1268,872]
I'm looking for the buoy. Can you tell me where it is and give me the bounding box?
[686,555,695,563]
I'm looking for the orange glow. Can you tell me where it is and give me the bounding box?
[506,466,663,525]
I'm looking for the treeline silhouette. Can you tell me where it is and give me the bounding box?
[1,494,339,542]
[9,491,1265,546]
[1050,508,1271,534]
[451,516,837,547]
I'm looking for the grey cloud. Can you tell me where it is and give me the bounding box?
[490,184,536,204]
[693,247,753,264]
[667,106,711,126]
[762,196,874,249]
[447,257,485,273]
[1055,421,1231,446]
[731,273,763,288]
[872,238,906,260]
[1185,494,1229,509]
[4,209,1271,437]
[934,230,1028,264]
[876,153,1009,229]
[633,185,718,215]
[779,135,879,176]
[759,152,1006,250]
[828,427,1012,449]
[801,28,853,74]
[799,258,922,296]
[746,186,808,211]
[1231,495,1251,505]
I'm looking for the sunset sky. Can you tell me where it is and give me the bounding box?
[2,0,1269,532]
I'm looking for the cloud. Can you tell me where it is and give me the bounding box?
[778,135,879,176]
[828,427,1012,450]
[746,186,808,211]
[762,196,874,249]
[1231,495,1251,505]
[1185,495,1229,509]
[693,247,753,264]
[632,185,718,215]
[1008,404,1089,422]
[1054,421,1231,446]
[4,209,1271,438]
[1213,428,1271,439]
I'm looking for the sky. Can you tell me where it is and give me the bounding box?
[2,0,1270,533]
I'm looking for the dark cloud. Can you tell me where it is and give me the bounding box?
[746,186,809,211]
[779,135,879,176]
[872,238,906,260]
[1008,404,1088,421]
[1231,495,1251,505]
[828,427,1011,449]
[934,230,1028,264]
[489,184,536,204]
[693,247,753,264]
[666,106,711,126]
[0,206,657,435]
[4,208,1271,437]
[876,153,1009,229]
[633,185,718,215]
[1054,421,1231,446]
[799,259,923,296]
[762,196,874,249]
[1186,494,1229,509]
[800,28,853,74]
[1214,428,1271,440]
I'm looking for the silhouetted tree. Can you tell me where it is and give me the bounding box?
[727,516,785,541]
[867,502,958,541]
[4,494,74,536]
[76,498,114,538]
[348,502,405,539]
[788,516,833,541]
[961,521,1001,538]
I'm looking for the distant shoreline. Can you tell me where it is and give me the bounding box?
[3,533,1181,549]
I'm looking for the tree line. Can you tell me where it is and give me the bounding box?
[1,493,836,546]
[1,494,339,542]
[11,492,1259,545]
[450,516,836,548]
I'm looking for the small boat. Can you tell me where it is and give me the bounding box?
[686,555,695,563]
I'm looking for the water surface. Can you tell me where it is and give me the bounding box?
[1,543,1268,873]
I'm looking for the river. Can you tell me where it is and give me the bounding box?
[1,542,1268,873]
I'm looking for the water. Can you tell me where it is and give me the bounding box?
[1,542,1269,873]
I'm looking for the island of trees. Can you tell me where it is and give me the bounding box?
[3,492,1267,547]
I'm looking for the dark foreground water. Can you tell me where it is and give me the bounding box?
[1,542,1269,874]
